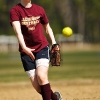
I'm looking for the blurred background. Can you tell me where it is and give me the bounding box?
[0,0,100,83]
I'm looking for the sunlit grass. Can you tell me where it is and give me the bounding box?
[0,50,100,82]
[49,51,100,80]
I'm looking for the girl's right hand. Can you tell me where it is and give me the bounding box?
[23,47,35,60]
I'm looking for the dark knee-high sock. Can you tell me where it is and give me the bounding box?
[40,83,57,100]
[51,90,57,100]
[40,83,51,100]
[39,90,57,100]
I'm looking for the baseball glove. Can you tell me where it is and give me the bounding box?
[50,44,61,66]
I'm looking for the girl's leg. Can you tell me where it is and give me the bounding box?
[30,75,41,93]
[36,66,57,100]
[36,66,51,100]
[29,69,57,100]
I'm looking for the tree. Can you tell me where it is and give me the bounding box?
[0,0,100,43]
[55,0,100,43]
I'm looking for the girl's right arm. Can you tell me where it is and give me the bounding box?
[12,21,35,60]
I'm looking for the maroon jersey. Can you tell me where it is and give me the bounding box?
[10,3,49,53]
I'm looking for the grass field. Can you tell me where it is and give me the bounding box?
[0,49,100,82]
[0,47,100,100]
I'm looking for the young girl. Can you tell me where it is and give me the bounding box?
[10,0,62,100]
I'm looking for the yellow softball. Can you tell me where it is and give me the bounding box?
[62,27,73,37]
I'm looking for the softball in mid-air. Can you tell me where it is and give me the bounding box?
[62,27,73,37]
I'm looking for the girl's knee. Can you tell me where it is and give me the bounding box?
[37,73,49,85]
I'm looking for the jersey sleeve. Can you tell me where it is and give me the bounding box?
[40,7,49,25]
[10,8,20,24]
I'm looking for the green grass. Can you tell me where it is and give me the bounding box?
[0,53,29,82]
[0,51,100,82]
[48,51,100,80]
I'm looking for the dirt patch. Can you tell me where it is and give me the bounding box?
[0,79,100,100]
